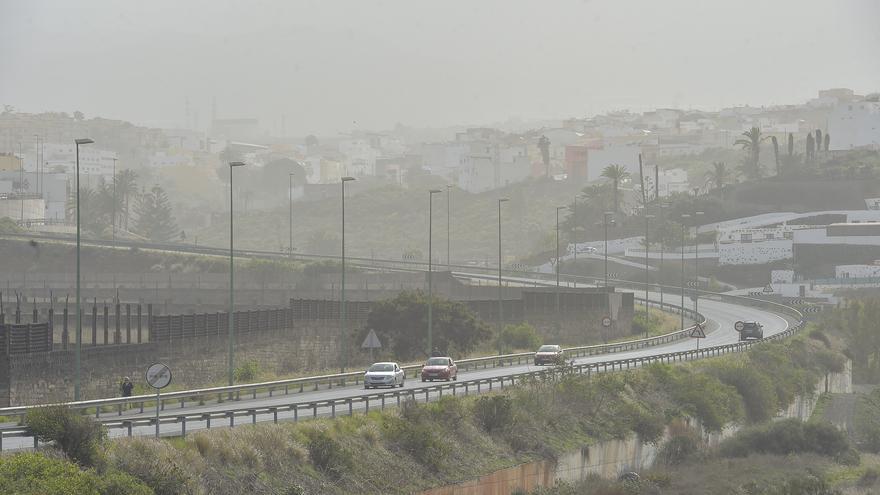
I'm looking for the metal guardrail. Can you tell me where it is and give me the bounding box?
[0,298,703,422]
[0,318,804,451]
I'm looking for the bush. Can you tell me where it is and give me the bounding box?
[498,323,541,351]
[658,426,701,465]
[720,419,850,458]
[473,395,514,433]
[108,437,198,495]
[631,311,662,337]
[809,328,832,348]
[384,415,449,471]
[0,453,150,495]
[24,406,106,467]
[306,428,351,478]
[233,359,261,383]
[708,361,778,423]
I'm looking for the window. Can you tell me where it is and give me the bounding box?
[741,233,752,243]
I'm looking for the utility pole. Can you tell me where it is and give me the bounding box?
[427,189,441,356]
[497,198,509,354]
[680,213,691,331]
[112,157,117,245]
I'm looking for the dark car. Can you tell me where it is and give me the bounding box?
[735,320,764,341]
[534,344,564,366]
[420,357,457,382]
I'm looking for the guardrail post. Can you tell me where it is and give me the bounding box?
[205,414,211,429]
[292,406,299,422]
[272,408,278,423]
[331,402,336,418]
[228,412,234,427]
[179,417,186,437]
[312,404,317,418]
[250,410,257,424]
[364,397,369,414]
[347,399,353,416]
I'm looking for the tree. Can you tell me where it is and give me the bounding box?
[816,129,823,152]
[538,135,551,177]
[705,161,730,190]
[134,185,178,242]
[115,169,139,232]
[787,133,794,156]
[73,110,84,121]
[601,164,630,213]
[305,134,319,149]
[364,291,492,360]
[806,133,816,161]
[734,127,766,180]
[770,136,780,176]
[824,133,830,153]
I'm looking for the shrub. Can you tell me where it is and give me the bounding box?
[720,419,850,458]
[631,311,662,336]
[498,322,541,351]
[473,395,514,433]
[629,405,666,444]
[24,406,106,467]
[306,429,351,478]
[108,437,199,495]
[0,453,150,495]
[708,361,778,423]
[809,328,832,348]
[658,427,701,465]
[233,359,261,383]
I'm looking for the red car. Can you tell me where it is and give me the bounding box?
[420,356,458,382]
[534,344,564,366]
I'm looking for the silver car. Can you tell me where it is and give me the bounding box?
[364,362,406,389]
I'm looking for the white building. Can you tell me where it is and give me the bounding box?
[41,143,117,178]
[828,99,880,151]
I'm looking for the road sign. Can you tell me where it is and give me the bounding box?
[686,280,705,288]
[803,306,823,313]
[145,363,172,390]
[145,363,172,439]
[762,284,774,293]
[786,298,805,306]
[748,291,764,297]
[734,321,745,332]
[690,323,706,339]
[601,316,612,328]
[361,330,382,349]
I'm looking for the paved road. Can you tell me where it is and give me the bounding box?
[2,291,788,450]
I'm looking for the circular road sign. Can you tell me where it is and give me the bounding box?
[145,363,172,390]
[734,321,745,332]
[602,316,612,328]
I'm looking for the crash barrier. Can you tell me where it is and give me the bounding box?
[0,318,805,450]
[0,298,704,424]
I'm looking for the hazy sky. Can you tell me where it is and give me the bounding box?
[2,0,878,136]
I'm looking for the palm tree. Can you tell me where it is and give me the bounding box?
[705,161,730,190]
[537,135,551,177]
[734,127,767,180]
[770,136,780,176]
[601,164,630,213]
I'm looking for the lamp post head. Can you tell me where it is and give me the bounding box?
[498,198,509,203]
[695,211,705,216]
[341,176,356,182]
[229,161,246,167]
[681,214,691,219]
[604,211,614,217]
[556,206,566,211]
[429,189,442,194]
[74,138,94,145]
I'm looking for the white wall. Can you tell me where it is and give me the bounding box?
[835,264,880,278]
[718,239,792,265]
[828,101,880,150]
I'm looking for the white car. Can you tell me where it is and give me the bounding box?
[364,362,405,389]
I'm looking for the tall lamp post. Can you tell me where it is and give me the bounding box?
[446,185,452,271]
[644,212,655,333]
[288,173,296,258]
[427,189,442,356]
[658,203,667,307]
[694,211,704,315]
[111,157,117,245]
[556,206,566,315]
[73,138,93,401]
[603,212,614,288]
[340,176,356,372]
[227,161,246,386]
[497,198,509,354]
[680,213,691,331]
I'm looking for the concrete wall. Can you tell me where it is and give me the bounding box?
[1,319,356,406]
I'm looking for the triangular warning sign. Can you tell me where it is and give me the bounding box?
[690,323,706,339]
[361,329,382,349]
[763,284,774,293]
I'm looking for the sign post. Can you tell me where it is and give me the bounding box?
[145,363,172,438]
[361,329,382,362]
[690,322,706,349]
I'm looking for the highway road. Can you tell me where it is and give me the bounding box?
[1,291,789,450]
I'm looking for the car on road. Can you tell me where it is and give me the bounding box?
[364,362,405,389]
[534,344,564,366]
[420,356,458,382]
[735,320,764,341]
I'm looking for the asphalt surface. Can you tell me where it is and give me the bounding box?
[1,290,789,450]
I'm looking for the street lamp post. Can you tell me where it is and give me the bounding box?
[497,198,509,354]
[427,189,442,356]
[340,176,356,372]
[227,161,246,386]
[73,138,93,401]
[289,173,296,258]
[680,213,691,331]
[556,206,565,315]
[644,212,655,335]
[112,157,117,245]
[658,203,666,307]
[694,211,704,315]
[446,185,452,272]
[603,212,614,288]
